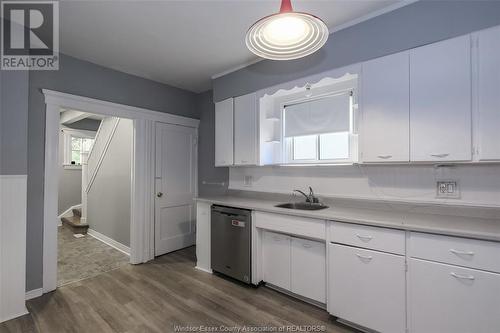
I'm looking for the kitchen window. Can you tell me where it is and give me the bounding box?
[283,90,356,164]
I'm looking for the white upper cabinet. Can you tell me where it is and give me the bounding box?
[234,93,258,165]
[361,51,410,163]
[410,35,472,162]
[214,98,234,166]
[476,26,500,161]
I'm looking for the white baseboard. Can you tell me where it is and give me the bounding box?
[195,266,212,274]
[88,229,130,256]
[25,288,43,300]
[0,309,29,324]
[58,203,82,219]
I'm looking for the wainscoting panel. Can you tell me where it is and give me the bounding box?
[0,175,28,323]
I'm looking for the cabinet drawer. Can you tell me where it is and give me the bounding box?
[329,244,406,333]
[255,212,326,240]
[409,258,500,333]
[330,221,405,255]
[409,232,500,273]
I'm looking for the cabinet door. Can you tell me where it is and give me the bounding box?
[234,93,258,165]
[361,51,410,163]
[409,258,500,333]
[215,98,234,166]
[410,35,472,162]
[262,231,291,290]
[477,26,500,160]
[290,237,326,303]
[329,244,406,333]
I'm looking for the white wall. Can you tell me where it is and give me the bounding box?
[58,131,82,214]
[229,164,500,207]
[87,119,132,246]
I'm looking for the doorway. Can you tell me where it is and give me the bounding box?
[42,89,199,293]
[57,112,132,286]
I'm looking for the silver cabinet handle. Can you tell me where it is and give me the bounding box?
[450,249,475,256]
[377,155,393,159]
[156,192,163,198]
[356,254,373,261]
[272,236,282,241]
[241,160,248,163]
[430,153,450,158]
[302,243,312,248]
[451,272,475,280]
[356,234,373,241]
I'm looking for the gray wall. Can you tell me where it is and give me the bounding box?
[27,53,198,291]
[66,118,101,131]
[57,131,82,215]
[197,91,229,196]
[213,0,500,102]
[87,119,133,247]
[0,70,29,175]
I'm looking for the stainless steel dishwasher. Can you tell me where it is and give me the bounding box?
[211,205,252,284]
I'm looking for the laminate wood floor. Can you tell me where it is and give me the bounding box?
[0,247,358,333]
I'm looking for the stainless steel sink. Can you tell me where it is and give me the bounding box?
[275,202,329,211]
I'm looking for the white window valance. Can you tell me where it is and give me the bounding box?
[284,91,351,137]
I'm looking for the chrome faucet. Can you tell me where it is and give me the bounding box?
[293,187,320,204]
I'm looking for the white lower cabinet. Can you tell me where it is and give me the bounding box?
[329,243,406,333]
[262,230,326,303]
[291,237,326,303]
[409,258,500,333]
[262,231,291,290]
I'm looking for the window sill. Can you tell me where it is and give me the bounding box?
[63,165,82,170]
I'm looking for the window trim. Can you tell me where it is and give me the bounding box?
[61,127,96,166]
[281,89,357,165]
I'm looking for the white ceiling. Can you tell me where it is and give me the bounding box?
[60,0,405,93]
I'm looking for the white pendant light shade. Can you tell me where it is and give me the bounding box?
[246,0,329,60]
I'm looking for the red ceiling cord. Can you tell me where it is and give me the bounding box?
[279,0,293,13]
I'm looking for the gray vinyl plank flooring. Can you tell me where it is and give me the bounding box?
[0,247,358,333]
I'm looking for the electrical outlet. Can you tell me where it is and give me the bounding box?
[243,175,253,187]
[436,180,460,199]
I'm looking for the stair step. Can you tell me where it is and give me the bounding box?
[61,215,89,234]
[72,208,82,217]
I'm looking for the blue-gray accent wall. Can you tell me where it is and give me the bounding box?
[213,0,500,102]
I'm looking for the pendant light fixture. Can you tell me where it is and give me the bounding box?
[245,0,329,61]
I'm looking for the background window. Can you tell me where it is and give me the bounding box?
[69,136,94,165]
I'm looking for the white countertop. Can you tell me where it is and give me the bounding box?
[196,195,500,242]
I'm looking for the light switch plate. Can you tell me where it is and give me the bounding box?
[436,180,460,199]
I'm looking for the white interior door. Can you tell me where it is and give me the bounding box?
[155,122,197,256]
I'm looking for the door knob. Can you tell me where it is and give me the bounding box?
[157,192,163,198]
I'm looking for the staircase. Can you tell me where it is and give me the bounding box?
[61,207,89,234]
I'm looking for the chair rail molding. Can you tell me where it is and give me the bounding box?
[41,89,199,294]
